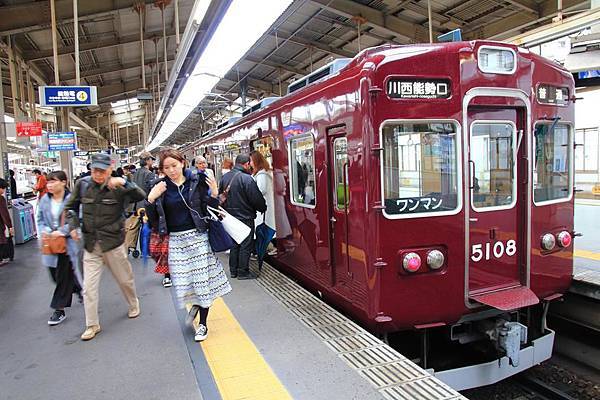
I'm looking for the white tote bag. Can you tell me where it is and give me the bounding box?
[207,206,251,244]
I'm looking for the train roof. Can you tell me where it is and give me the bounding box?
[194,40,572,147]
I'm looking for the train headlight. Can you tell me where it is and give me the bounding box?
[403,252,422,273]
[478,46,516,74]
[426,250,445,270]
[557,231,572,248]
[541,233,556,250]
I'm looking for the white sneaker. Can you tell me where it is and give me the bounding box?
[194,324,208,342]
[162,277,172,288]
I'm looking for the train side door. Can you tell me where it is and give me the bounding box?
[467,107,535,307]
[326,127,351,288]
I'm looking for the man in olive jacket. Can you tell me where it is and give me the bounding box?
[65,153,146,341]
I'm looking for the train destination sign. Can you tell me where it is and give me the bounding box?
[39,86,98,107]
[387,78,451,99]
[74,151,89,157]
[537,84,569,106]
[115,149,129,155]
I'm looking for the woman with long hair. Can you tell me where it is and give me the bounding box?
[36,171,83,325]
[145,149,231,341]
[250,151,277,255]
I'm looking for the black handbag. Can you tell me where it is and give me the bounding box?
[206,209,234,252]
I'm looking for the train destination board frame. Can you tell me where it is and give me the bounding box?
[387,78,451,99]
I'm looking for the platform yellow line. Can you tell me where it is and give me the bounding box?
[190,298,292,400]
[574,249,600,261]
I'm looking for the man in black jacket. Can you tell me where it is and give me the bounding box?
[65,153,146,341]
[219,154,266,279]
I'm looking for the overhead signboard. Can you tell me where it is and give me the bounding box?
[89,149,111,155]
[115,148,129,155]
[16,121,43,137]
[386,78,451,100]
[39,86,98,107]
[48,132,77,151]
[74,151,89,157]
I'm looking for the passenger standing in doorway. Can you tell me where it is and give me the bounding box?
[194,155,215,180]
[219,154,266,279]
[250,151,277,255]
[32,169,47,200]
[0,179,13,266]
[64,153,146,341]
[145,149,231,342]
[36,171,83,325]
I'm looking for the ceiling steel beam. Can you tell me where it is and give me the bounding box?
[271,31,355,59]
[503,0,540,15]
[61,56,175,82]
[0,0,156,36]
[309,0,432,43]
[464,0,588,40]
[244,55,307,77]
[23,29,179,62]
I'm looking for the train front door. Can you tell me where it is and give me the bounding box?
[467,106,537,309]
[326,128,350,288]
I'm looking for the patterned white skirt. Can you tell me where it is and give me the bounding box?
[168,229,231,308]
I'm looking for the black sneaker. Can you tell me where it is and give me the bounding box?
[77,293,84,304]
[194,324,208,342]
[48,310,66,326]
[162,277,172,288]
[237,272,257,280]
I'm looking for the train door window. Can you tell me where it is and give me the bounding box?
[252,137,274,167]
[381,121,459,218]
[289,135,316,208]
[333,137,349,210]
[533,122,572,204]
[470,122,517,211]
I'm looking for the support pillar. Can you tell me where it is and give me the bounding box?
[134,2,146,88]
[160,4,169,81]
[154,38,161,103]
[174,0,180,48]
[73,0,80,84]
[0,57,10,196]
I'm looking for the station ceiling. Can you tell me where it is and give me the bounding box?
[0,0,592,151]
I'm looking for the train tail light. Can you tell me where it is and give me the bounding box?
[557,231,572,248]
[541,234,556,251]
[403,253,421,273]
[426,250,445,270]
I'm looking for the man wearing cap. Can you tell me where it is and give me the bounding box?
[64,153,147,341]
[131,151,156,211]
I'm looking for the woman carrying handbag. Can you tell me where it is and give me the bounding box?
[36,171,83,325]
[145,149,231,342]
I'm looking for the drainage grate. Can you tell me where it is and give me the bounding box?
[250,261,466,400]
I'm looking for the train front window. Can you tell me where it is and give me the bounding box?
[382,122,459,217]
[470,122,516,211]
[289,135,316,208]
[534,123,572,204]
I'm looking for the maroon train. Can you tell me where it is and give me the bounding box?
[183,41,575,389]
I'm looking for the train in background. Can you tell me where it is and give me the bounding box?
[179,41,575,390]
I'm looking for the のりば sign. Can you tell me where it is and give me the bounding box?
[39,86,98,107]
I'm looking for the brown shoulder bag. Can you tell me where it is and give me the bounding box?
[41,212,67,255]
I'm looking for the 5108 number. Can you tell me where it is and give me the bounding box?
[471,240,516,262]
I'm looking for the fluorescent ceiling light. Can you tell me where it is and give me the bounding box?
[148,0,293,150]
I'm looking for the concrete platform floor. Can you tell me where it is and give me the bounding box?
[0,240,384,400]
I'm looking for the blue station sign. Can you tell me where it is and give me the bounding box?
[48,132,77,151]
[39,86,98,107]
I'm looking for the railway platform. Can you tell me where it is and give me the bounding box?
[0,241,464,400]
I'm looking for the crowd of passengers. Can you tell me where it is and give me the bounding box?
[30,148,280,342]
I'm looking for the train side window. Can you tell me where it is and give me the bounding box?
[289,135,316,208]
[381,121,460,218]
[533,122,572,204]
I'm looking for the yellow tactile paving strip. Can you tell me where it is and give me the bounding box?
[574,249,600,261]
[191,298,292,400]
